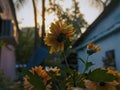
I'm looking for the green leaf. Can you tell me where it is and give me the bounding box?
[77,79,86,88]
[23,69,46,90]
[64,39,71,50]
[85,62,94,71]
[87,68,116,82]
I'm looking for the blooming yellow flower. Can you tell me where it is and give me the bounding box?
[23,76,35,90]
[30,66,51,85]
[48,67,61,76]
[85,81,118,90]
[44,21,75,54]
[87,42,101,55]
[107,68,120,85]
[23,75,52,90]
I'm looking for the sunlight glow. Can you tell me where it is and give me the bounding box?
[79,0,103,25]
[45,13,56,30]
[17,0,102,30]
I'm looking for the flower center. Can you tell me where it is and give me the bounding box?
[99,82,106,86]
[57,33,66,42]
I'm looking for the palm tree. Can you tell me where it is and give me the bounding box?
[41,0,46,46]
[32,0,39,49]
[15,29,34,64]
[14,0,40,49]
[14,0,47,48]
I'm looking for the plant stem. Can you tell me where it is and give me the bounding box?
[62,51,70,70]
[76,55,90,85]
[62,51,76,86]
[86,55,89,62]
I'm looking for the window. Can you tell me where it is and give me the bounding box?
[102,50,116,69]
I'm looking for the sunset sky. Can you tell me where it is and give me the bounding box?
[16,0,103,29]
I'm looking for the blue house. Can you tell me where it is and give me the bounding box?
[73,0,120,72]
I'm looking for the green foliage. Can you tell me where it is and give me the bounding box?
[15,28,34,64]
[66,69,85,88]
[84,62,94,71]
[22,25,119,90]
[49,69,67,90]
[0,69,11,90]
[24,69,46,90]
[47,0,88,37]
[78,57,94,72]
[64,38,71,50]
[87,68,117,82]
[23,67,68,90]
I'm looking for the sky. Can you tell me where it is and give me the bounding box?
[16,0,103,30]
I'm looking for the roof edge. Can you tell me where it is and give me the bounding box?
[73,0,120,48]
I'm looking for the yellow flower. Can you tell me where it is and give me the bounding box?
[85,81,118,90]
[24,75,52,90]
[66,82,71,90]
[107,68,120,85]
[44,21,75,54]
[31,66,51,85]
[23,76,35,90]
[46,82,52,89]
[87,42,101,55]
[48,67,61,76]
[29,67,35,74]
[27,66,52,89]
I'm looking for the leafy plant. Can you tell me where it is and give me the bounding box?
[23,21,120,90]
[15,28,34,64]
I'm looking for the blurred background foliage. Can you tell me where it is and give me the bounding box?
[15,28,34,64]
[47,0,88,38]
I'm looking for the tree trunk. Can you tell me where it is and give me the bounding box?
[32,0,39,49]
[41,0,45,46]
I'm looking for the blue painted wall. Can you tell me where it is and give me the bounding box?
[75,2,120,72]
